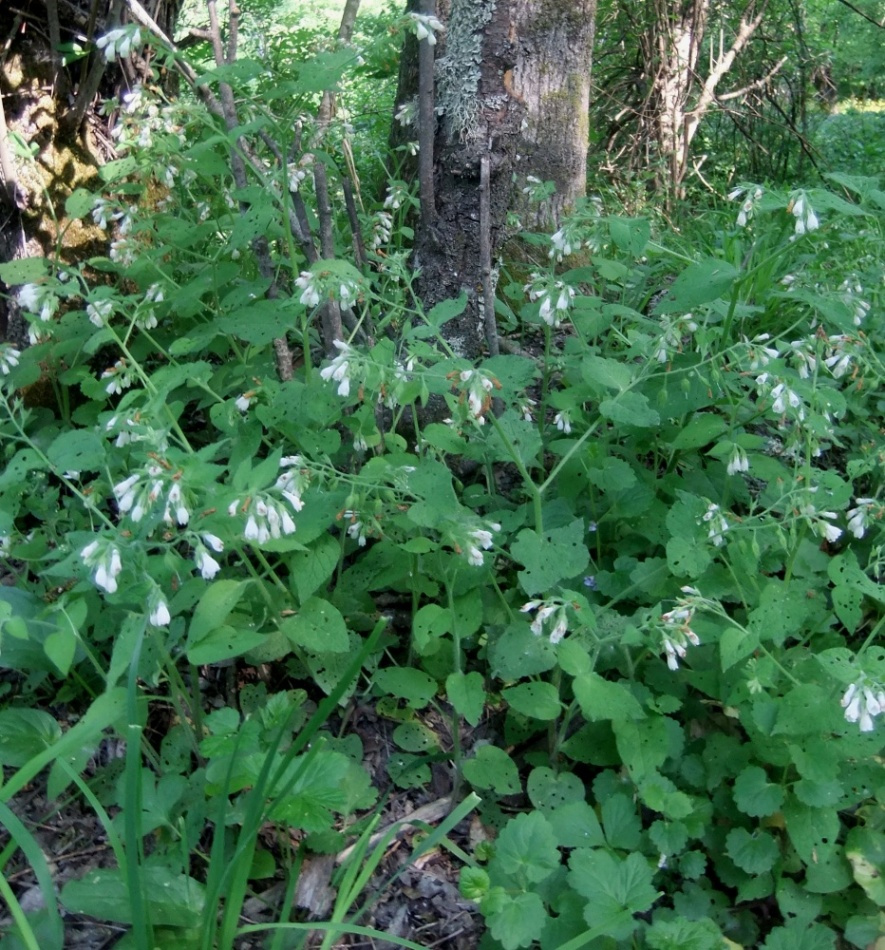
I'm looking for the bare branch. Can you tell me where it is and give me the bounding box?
[833,0,885,28]
[717,55,787,101]
[479,155,498,356]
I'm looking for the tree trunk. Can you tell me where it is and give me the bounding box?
[396,0,596,360]
[510,0,596,229]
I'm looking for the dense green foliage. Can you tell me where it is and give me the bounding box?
[1,4,884,949]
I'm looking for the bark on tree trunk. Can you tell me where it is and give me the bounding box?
[510,0,596,229]
[397,0,596,361]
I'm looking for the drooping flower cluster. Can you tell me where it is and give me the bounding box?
[114,466,191,527]
[295,271,361,310]
[701,502,729,547]
[0,344,20,378]
[80,539,123,594]
[521,598,569,644]
[320,340,358,397]
[653,313,698,364]
[407,12,445,44]
[194,533,224,580]
[524,274,576,327]
[658,591,702,670]
[383,181,410,211]
[454,369,499,425]
[841,680,885,733]
[728,185,763,228]
[96,26,143,61]
[287,156,312,192]
[101,359,136,395]
[370,211,393,251]
[87,297,114,328]
[846,498,881,539]
[797,495,842,544]
[787,191,820,236]
[839,277,871,327]
[726,444,749,476]
[463,522,501,567]
[18,283,58,323]
[227,458,306,545]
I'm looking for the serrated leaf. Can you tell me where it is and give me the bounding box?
[492,811,561,883]
[613,716,669,780]
[503,681,561,721]
[569,850,658,940]
[734,766,785,817]
[487,891,547,950]
[601,794,642,850]
[761,922,837,950]
[725,827,780,874]
[646,916,725,950]
[459,866,490,902]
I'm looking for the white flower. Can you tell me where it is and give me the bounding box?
[553,411,571,434]
[770,382,803,417]
[235,393,252,413]
[847,499,877,539]
[82,543,122,594]
[195,547,221,580]
[522,600,569,643]
[409,12,445,44]
[202,533,224,553]
[113,473,141,513]
[727,445,749,476]
[0,345,21,376]
[701,503,728,546]
[789,191,820,236]
[87,298,114,327]
[841,682,883,733]
[295,271,321,308]
[101,359,134,395]
[149,598,171,627]
[319,339,355,397]
[96,26,143,61]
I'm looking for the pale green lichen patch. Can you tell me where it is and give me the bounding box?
[435,0,496,140]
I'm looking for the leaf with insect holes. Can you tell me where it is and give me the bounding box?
[281,596,350,653]
[502,681,561,720]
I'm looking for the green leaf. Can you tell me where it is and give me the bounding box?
[510,518,589,595]
[568,850,658,940]
[581,354,633,392]
[65,188,96,218]
[0,257,48,283]
[666,536,712,578]
[414,604,452,656]
[573,673,644,722]
[613,716,669,780]
[46,429,105,473]
[653,258,739,314]
[492,811,561,883]
[188,580,249,645]
[733,766,785,818]
[0,709,62,766]
[61,866,205,927]
[463,744,520,795]
[503,681,561,721]
[392,721,439,752]
[646,916,725,950]
[845,827,885,905]
[187,625,267,666]
[373,667,437,708]
[446,671,486,727]
[43,626,77,676]
[669,414,727,450]
[599,391,660,428]
[216,298,298,345]
[601,794,642,850]
[725,827,780,874]
[487,891,547,950]
[761,922,837,950]
[548,800,605,849]
[527,767,584,811]
[281,596,350,653]
[426,291,468,328]
[459,866,490,902]
[288,535,339,605]
[490,623,557,679]
[638,774,694,820]
[607,216,650,257]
